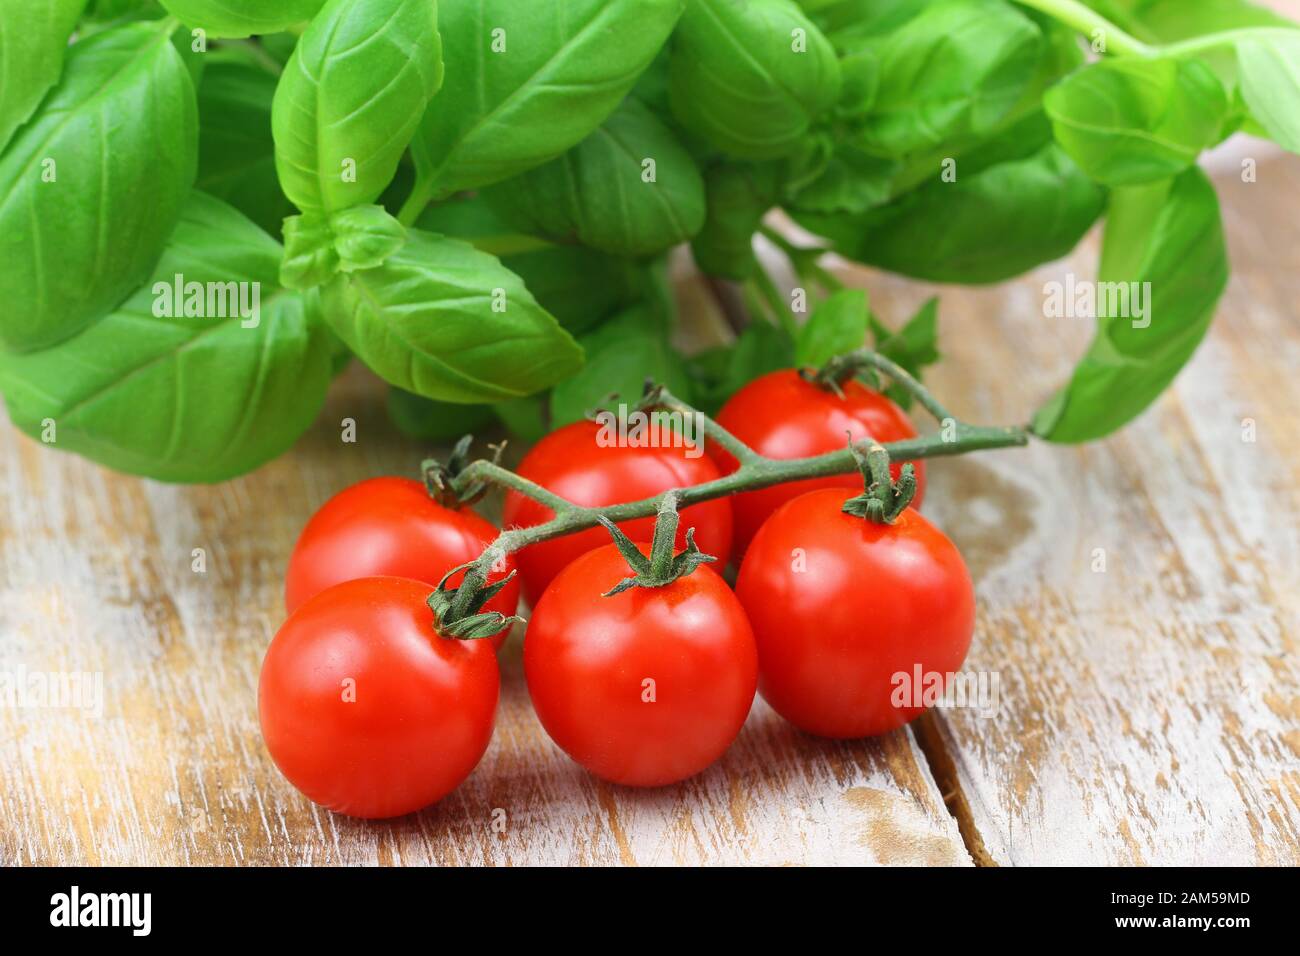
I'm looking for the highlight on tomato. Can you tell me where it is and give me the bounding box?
[502,418,733,606]
[735,448,972,739]
[283,475,519,649]
[714,368,926,557]
[524,498,757,787]
[259,576,501,820]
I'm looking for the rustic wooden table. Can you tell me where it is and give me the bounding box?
[1,148,1297,866]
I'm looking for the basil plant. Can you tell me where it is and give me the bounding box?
[1,0,1296,480]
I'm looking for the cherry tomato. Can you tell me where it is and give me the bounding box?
[735,488,973,739]
[284,476,518,649]
[259,576,500,819]
[525,544,758,786]
[714,369,926,556]
[501,420,733,606]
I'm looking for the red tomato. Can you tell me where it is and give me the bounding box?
[525,544,758,787]
[259,576,500,818]
[501,420,733,606]
[714,369,926,556]
[284,477,518,649]
[735,488,973,738]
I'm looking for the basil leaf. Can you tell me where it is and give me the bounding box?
[1236,32,1300,153]
[691,321,796,413]
[482,99,705,257]
[387,387,496,442]
[691,162,780,279]
[504,246,645,336]
[806,0,934,46]
[492,395,550,444]
[799,142,1105,283]
[0,191,334,482]
[850,0,1042,159]
[272,0,443,214]
[159,0,325,38]
[414,0,685,198]
[785,143,899,214]
[320,228,584,403]
[1117,0,1296,39]
[870,297,939,408]
[0,22,197,353]
[80,0,165,30]
[196,60,295,235]
[550,307,692,427]
[281,204,406,289]
[0,0,86,152]
[726,321,796,389]
[1034,167,1228,443]
[670,0,841,159]
[418,196,647,334]
[796,289,868,367]
[1045,57,1229,186]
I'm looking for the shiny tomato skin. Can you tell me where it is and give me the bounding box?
[259,576,500,819]
[525,544,758,787]
[735,489,973,739]
[284,477,518,649]
[714,369,926,556]
[501,420,733,606]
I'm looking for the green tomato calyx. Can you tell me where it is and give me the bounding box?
[599,491,717,596]
[842,441,916,525]
[427,558,523,641]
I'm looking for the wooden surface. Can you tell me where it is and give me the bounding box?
[2,149,1297,866]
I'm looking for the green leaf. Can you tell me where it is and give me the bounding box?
[503,246,645,335]
[691,162,780,279]
[195,60,295,236]
[0,0,87,152]
[280,213,338,290]
[387,387,497,442]
[691,321,795,413]
[798,141,1105,284]
[849,0,1043,159]
[1045,56,1229,186]
[785,142,899,214]
[79,0,166,31]
[320,228,584,403]
[417,196,647,334]
[159,0,325,38]
[272,0,443,214]
[413,0,685,198]
[1034,167,1228,443]
[492,394,550,443]
[805,0,934,46]
[1118,0,1297,39]
[1236,32,1300,153]
[796,289,868,366]
[670,0,841,159]
[482,99,705,257]
[0,22,197,353]
[870,297,939,408]
[280,205,406,289]
[0,191,334,482]
[550,307,692,426]
[329,205,406,272]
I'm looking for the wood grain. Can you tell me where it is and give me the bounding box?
[857,152,1300,865]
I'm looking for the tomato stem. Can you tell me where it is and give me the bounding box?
[841,443,917,524]
[597,493,718,594]
[434,347,1029,605]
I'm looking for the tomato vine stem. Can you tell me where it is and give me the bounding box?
[435,349,1030,624]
